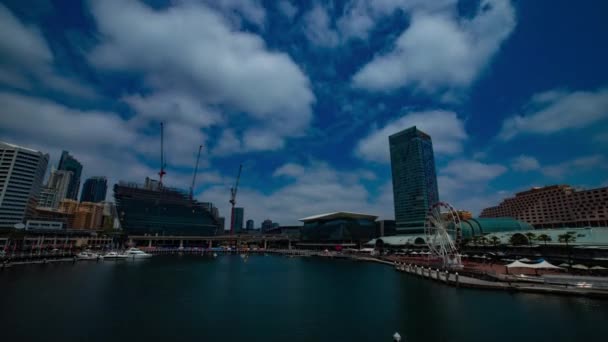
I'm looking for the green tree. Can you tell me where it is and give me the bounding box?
[537,234,551,246]
[489,236,501,248]
[525,232,536,245]
[558,232,576,266]
[509,234,527,246]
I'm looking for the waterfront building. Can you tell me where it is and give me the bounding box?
[246,219,254,230]
[480,185,608,228]
[33,206,75,229]
[102,201,120,230]
[25,220,63,230]
[264,225,301,239]
[218,217,226,235]
[234,207,244,233]
[299,212,378,248]
[57,151,82,200]
[73,202,104,230]
[0,142,49,228]
[38,168,73,209]
[80,177,107,203]
[389,127,439,234]
[59,198,79,214]
[376,220,396,237]
[368,217,533,248]
[113,178,220,236]
[261,219,273,232]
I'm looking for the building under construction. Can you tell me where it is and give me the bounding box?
[114,178,221,236]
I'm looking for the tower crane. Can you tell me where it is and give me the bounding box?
[229,164,243,235]
[158,122,167,186]
[189,145,203,199]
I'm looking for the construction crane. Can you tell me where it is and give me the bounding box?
[189,145,203,199]
[158,122,167,186]
[229,164,243,235]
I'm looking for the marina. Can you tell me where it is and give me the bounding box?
[1,255,607,342]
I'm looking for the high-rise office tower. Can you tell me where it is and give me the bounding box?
[389,127,439,234]
[234,207,244,233]
[246,219,254,230]
[57,150,82,200]
[39,168,72,208]
[80,176,107,203]
[0,142,49,228]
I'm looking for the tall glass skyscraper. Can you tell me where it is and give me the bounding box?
[234,207,244,233]
[80,176,107,203]
[58,151,82,200]
[389,127,439,234]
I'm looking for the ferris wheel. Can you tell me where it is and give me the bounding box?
[424,201,463,269]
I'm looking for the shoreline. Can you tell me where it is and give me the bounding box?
[3,249,608,299]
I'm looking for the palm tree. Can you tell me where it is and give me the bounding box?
[558,232,576,266]
[509,234,527,246]
[489,236,500,248]
[525,232,536,245]
[537,234,551,246]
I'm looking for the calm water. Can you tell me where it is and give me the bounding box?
[1,255,607,342]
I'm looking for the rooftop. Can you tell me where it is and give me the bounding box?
[299,211,378,223]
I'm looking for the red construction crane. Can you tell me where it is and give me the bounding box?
[158,122,167,186]
[189,145,203,199]
[229,164,243,235]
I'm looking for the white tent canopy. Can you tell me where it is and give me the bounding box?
[506,260,562,269]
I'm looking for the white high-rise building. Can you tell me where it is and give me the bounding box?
[38,168,72,209]
[0,142,49,228]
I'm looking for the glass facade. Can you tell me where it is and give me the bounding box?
[234,207,244,233]
[389,127,439,234]
[80,177,107,203]
[58,151,82,201]
[301,218,376,242]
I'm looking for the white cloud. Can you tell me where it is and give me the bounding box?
[88,0,314,153]
[303,4,340,48]
[499,88,608,140]
[200,0,266,28]
[438,159,507,215]
[356,110,467,163]
[277,1,298,20]
[337,0,457,40]
[511,155,540,172]
[352,0,515,93]
[541,155,608,179]
[0,5,96,98]
[199,161,393,226]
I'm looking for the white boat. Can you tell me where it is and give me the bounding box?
[124,248,152,259]
[103,251,128,259]
[77,251,103,260]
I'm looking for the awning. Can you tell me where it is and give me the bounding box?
[506,260,562,269]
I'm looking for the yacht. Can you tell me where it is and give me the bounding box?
[77,251,103,260]
[124,248,152,259]
[103,251,128,259]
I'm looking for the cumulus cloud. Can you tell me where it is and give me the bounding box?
[277,1,298,20]
[337,0,456,40]
[541,155,608,179]
[498,88,608,140]
[0,5,96,98]
[88,0,314,153]
[511,155,541,172]
[0,91,213,200]
[303,4,340,48]
[352,0,515,93]
[356,110,467,163]
[199,161,393,226]
[438,159,507,214]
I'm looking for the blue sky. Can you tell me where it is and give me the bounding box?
[1,0,607,226]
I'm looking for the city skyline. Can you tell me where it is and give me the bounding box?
[1,1,607,226]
